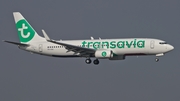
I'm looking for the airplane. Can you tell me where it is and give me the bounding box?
[4,12,174,65]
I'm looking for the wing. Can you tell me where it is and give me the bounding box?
[42,30,96,56]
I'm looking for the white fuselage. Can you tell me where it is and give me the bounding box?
[20,38,174,58]
[5,12,174,64]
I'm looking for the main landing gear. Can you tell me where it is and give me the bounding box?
[85,58,99,65]
[85,58,91,64]
[93,59,99,65]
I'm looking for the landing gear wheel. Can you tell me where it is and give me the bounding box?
[85,59,91,64]
[155,58,159,62]
[93,59,99,65]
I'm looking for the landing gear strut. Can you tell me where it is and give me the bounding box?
[93,59,99,65]
[155,58,159,62]
[85,58,91,64]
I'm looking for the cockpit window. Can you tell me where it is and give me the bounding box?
[159,42,167,44]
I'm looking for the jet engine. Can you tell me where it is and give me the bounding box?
[95,50,113,59]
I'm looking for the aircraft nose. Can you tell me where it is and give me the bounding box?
[167,44,174,51]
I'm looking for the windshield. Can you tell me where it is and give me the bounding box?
[159,42,167,44]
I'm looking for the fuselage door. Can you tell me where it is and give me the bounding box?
[39,44,43,52]
[150,40,154,49]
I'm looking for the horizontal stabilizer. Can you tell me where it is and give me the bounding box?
[3,40,29,46]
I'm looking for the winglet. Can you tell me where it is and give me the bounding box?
[42,29,50,41]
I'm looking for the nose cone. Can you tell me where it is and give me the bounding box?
[167,45,174,51]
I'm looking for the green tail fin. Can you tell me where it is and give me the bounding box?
[13,12,45,43]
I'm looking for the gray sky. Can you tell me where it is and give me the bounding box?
[0,0,180,101]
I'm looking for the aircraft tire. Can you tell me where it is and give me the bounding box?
[85,59,91,64]
[155,58,159,62]
[93,59,99,65]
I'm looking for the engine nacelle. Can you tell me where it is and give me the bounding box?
[95,50,113,59]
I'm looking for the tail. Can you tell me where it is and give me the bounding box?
[13,12,45,43]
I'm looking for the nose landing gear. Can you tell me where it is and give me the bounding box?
[155,58,159,62]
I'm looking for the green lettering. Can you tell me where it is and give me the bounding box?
[126,41,133,48]
[110,41,116,49]
[88,42,93,48]
[102,41,109,49]
[137,40,145,48]
[93,42,100,49]
[117,41,125,48]
[82,41,87,47]
[133,39,136,48]
[83,40,145,49]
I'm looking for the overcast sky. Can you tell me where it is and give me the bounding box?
[0,0,180,101]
